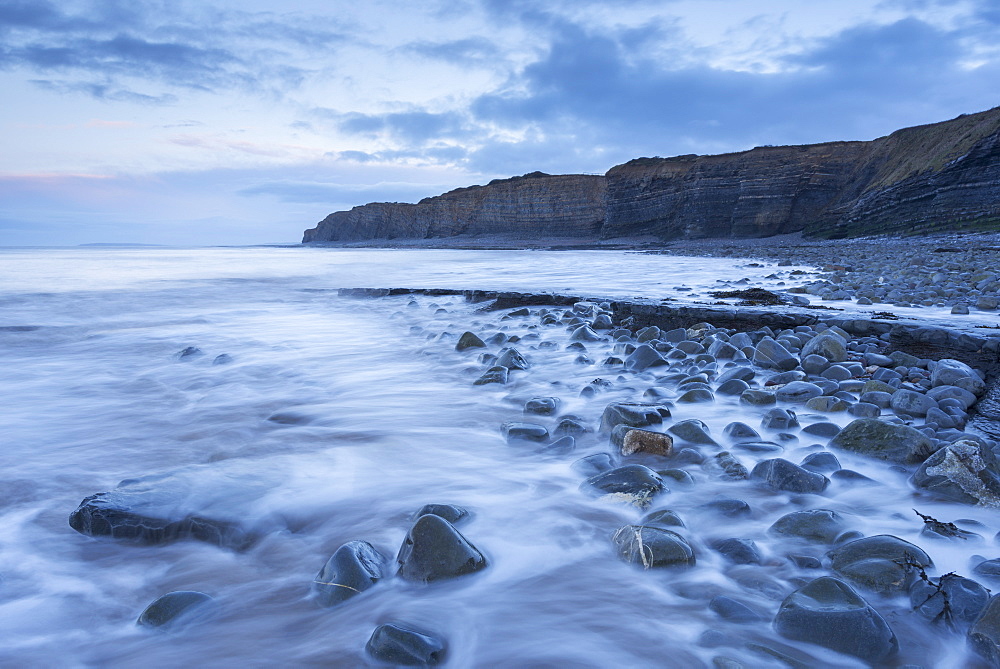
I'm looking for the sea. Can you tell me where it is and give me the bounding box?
[0,246,991,667]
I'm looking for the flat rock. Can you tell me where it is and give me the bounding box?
[828,418,934,464]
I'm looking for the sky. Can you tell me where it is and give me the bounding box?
[1,0,998,245]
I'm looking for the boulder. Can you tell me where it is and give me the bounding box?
[709,596,765,623]
[396,514,487,583]
[774,577,897,663]
[667,419,717,445]
[912,440,1000,507]
[314,540,386,607]
[496,347,529,371]
[890,389,937,417]
[414,504,469,524]
[712,538,762,565]
[760,408,799,431]
[751,459,829,494]
[612,525,695,568]
[500,422,549,443]
[137,591,215,629]
[524,397,560,415]
[366,622,446,666]
[828,418,934,464]
[932,359,986,396]
[828,534,931,594]
[969,595,1000,666]
[473,366,508,385]
[774,382,823,403]
[624,344,668,372]
[581,465,666,507]
[753,337,798,371]
[770,509,847,543]
[910,573,989,626]
[600,402,667,432]
[723,422,761,442]
[455,332,486,351]
[800,333,848,363]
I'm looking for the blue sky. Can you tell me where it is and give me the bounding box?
[1,0,998,245]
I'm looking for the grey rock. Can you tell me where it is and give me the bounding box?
[910,573,989,625]
[912,440,1000,506]
[668,419,717,445]
[753,337,799,371]
[581,465,666,507]
[931,359,986,396]
[709,595,765,623]
[396,514,487,583]
[829,418,934,464]
[677,388,715,403]
[641,509,685,528]
[524,397,560,415]
[624,343,668,372]
[717,379,750,395]
[570,325,602,341]
[774,577,897,663]
[775,381,823,403]
[801,421,842,438]
[751,458,829,494]
[890,389,937,417]
[314,540,386,607]
[414,504,469,524]
[712,538,762,565]
[723,422,761,442]
[496,347,529,371]
[612,524,695,568]
[366,622,446,666]
[740,389,777,406]
[473,366,507,385]
[456,332,486,351]
[848,402,881,418]
[828,534,931,594]
[800,452,841,473]
[600,402,667,432]
[500,422,549,443]
[571,453,615,477]
[761,408,799,430]
[611,425,673,456]
[928,384,979,410]
[714,452,749,480]
[770,509,847,543]
[969,595,1000,666]
[800,333,849,363]
[137,591,215,629]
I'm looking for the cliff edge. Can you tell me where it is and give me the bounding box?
[303,107,1000,243]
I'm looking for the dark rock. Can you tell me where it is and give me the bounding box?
[712,538,762,565]
[571,453,616,477]
[800,333,848,363]
[774,577,897,663]
[705,498,752,517]
[828,418,934,464]
[723,422,761,442]
[801,421,842,438]
[751,458,829,494]
[709,595,765,623]
[414,504,469,524]
[732,441,783,454]
[717,379,750,395]
[500,422,549,443]
[554,417,589,436]
[177,346,203,360]
[800,452,841,473]
[211,353,232,365]
[137,591,215,629]
[396,514,487,583]
[68,468,269,550]
[753,337,798,371]
[775,382,823,403]
[640,509,685,528]
[540,435,576,454]
[473,366,508,385]
[668,419,717,445]
[714,452,749,480]
[830,469,877,485]
[524,397,560,415]
[624,343,668,372]
[677,388,714,403]
[612,524,695,568]
[910,573,989,626]
[366,622,446,666]
[314,540,386,607]
[770,509,847,543]
[740,389,776,406]
[973,559,1000,582]
[581,465,666,507]
[496,347,529,370]
[912,439,1000,506]
[600,402,667,432]
[456,332,486,351]
[828,534,932,594]
[760,408,799,431]
[789,554,823,569]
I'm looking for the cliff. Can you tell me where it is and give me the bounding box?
[303,107,1000,243]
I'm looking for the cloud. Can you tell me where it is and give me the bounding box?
[402,37,501,64]
[238,179,450,204]
[29,78,178,104]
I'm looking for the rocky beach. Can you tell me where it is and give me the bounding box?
[26,231,1000,667]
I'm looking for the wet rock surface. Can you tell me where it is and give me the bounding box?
[366,622,447,666]
[137,591,215,629]
[314,540,387,607]
[396,514,487,583]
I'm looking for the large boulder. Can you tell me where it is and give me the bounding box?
[667,419,717,445]
[827,534,931,594]
[600,402,667,432]
[912,440,1000,507]
[932,359,986,396]
[611,425,673,456]
[774,577,897,663]
[314,540,386,607]
[753,337,799,371]
[396,514,487,583]
[828,418,934,464]
[624,344,668,372]
[612,525,695,568]
[769,509,847,543]
[970,595,1000,666]
[911,574,989,626]
[800,332,848,363]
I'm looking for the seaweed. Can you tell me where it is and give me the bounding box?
[708,288,786,306]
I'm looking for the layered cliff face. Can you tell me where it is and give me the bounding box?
[303,107,1000,243]
[303,172,606,242]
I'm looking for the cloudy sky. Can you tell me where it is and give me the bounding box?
[1,0,998,245]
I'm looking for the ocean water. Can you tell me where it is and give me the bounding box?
[0,247,992,667]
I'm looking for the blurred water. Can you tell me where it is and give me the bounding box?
[0,247,993,667]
